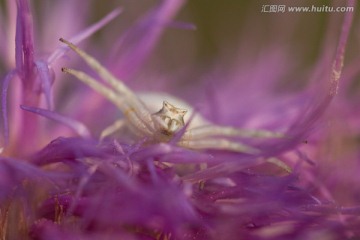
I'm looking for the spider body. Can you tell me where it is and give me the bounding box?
[60,38,284,155]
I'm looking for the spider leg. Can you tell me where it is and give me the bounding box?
[60,39,131,95]
[179,138,292,172]
[61,67,153,136]
[180,126,291,172]
[178,138,260,154]
[182,124,284,141]
[59,38,154,129]
[100,119,125,141]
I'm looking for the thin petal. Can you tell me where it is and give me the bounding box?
[110,0,186,78]
[35,60,54,110]
[260,4,355,156]
[20,105,92,139]
[47,8,122,65]
[15,0,35,80]
[329,0,355,96]
[29,137,104,166]
[1,70,17,146]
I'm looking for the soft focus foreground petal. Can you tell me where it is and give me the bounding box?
[190,169,359,239]
[0,157,49,202]
[29,137,104,166]
[78,190,195,237]
[81,181,197,234]
[21,105,92,139]
[193,173,304,215]
[110,0,186,79]
[31,142,200,237]
[181,156,263,182]
[30,218,137,240]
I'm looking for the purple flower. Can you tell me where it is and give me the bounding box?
[0,0,359,239]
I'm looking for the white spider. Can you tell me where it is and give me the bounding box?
[60,38,284,155]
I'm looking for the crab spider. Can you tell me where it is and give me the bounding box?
[60,38,284,155]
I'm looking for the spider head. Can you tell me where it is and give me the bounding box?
[152,101,187,136]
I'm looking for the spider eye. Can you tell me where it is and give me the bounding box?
[163,101,170,108]
[179,109,187,116]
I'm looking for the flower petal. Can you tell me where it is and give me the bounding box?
[20,105,92,139]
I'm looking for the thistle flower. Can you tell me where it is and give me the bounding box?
[0,0,359,239]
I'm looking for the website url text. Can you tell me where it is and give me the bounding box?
[261,5,354,13]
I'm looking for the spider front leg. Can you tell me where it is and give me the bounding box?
[60,38,156,138]
[61,67,152,137]
[59,38,149,116]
